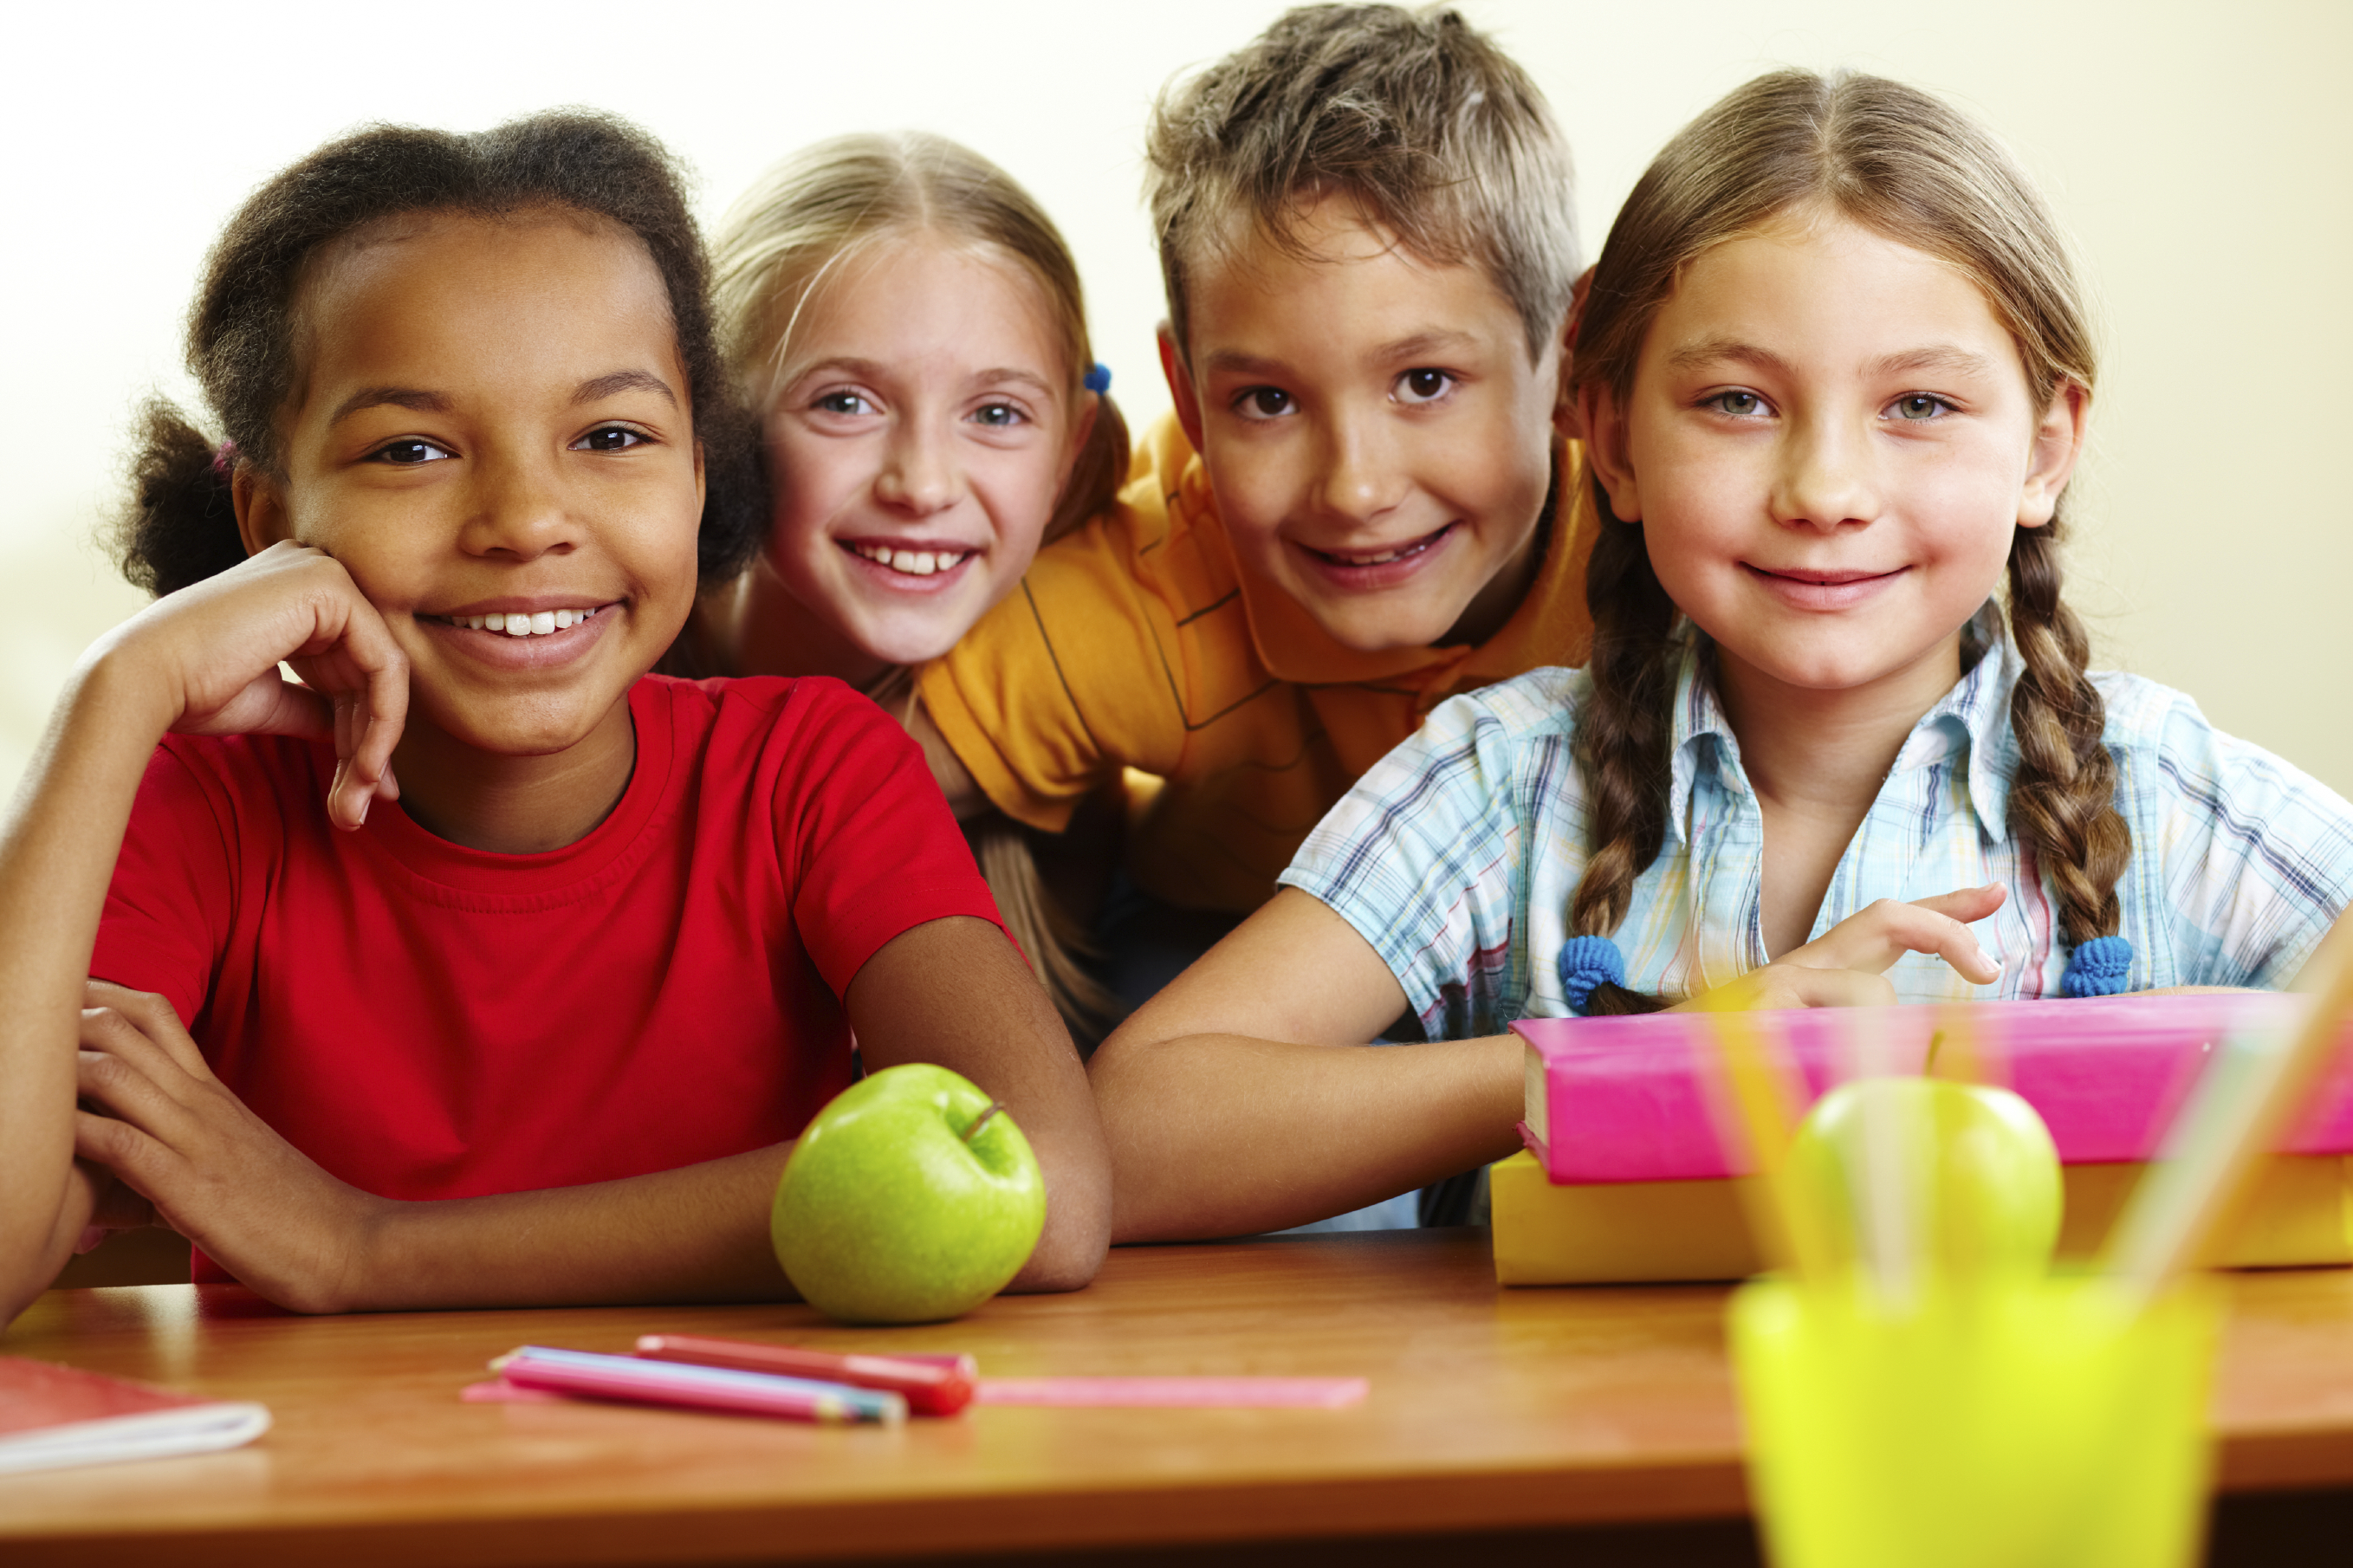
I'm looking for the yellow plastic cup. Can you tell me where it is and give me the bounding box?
[1729,1273,2220,1568]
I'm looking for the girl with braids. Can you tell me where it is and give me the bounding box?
[663,133,1130,1036]
[1087,68,2353,1243]
[0,113,1108,1327]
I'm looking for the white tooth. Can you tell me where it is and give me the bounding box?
[939,552,963,569]
[530,612,556,635]
[554,609,573,630]
[470,617,486,631]
[505,616,530,637]
[910,553,937,575]
[484,613,505,632]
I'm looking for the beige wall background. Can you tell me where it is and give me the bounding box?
[3,0,2347,807]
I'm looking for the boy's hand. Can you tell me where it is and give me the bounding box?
[70,981,386,1313]
[87,541,406,829]
[1682,886,2007,1010]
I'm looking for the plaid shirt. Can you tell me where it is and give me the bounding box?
[1282,626,2353,1040]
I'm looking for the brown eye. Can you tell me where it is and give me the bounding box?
[1237,387,1293,419]
[371,439,450,465]
[574,426,645,452]
[1397,368,1453,404]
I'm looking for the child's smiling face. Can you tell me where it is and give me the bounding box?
[1166,194,1569,654]
[250,208,703,761]
[760,238,1086,676]
[1586,213,2084,711]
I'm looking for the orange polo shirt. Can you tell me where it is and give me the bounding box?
[917,414,1597,914]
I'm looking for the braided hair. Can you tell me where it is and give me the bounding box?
[1561,69,2124,1012]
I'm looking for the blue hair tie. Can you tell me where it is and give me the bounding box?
[2061,934,2133,998]
[1558,935,1626,1016]
[1083,362,1112,394]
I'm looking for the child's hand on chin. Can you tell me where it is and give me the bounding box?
[88,540,407,831]
[70,980,389,1313]
[1679,885,2009,1011]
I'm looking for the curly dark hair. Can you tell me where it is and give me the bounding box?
[113,109,760,599]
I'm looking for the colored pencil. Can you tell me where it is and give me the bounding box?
[634,1334,976,1416]
[489,1345,905,1425]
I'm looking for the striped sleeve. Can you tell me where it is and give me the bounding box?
[1279,671,1580,1039]
[2103,677,2353,988]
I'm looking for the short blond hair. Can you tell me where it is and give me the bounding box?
[710,132,1125,546]
[1144,3,1579,362]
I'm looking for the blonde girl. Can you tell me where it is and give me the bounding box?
[671,133,1130,1030]
[1086,69,2353,1242]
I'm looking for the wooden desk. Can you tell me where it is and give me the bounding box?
[5,1229,2353,1566]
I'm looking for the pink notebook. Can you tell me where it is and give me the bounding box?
[0,1357,269,1474]
[1514,993,2353,1184]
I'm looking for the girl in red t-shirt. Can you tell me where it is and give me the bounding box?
[0,113,1109,1325]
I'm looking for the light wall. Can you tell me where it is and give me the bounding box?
[3,1,2346,807]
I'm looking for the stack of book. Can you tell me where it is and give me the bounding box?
[1493,993,2353,1284]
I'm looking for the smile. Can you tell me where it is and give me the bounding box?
[847,542,972,577]
[427,606,609,637]
[1743,563,1909,609]
[1308,523,1456,568]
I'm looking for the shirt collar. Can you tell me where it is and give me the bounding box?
[1663,606,2018,846]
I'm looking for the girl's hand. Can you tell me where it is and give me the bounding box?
[90,541,406,829]
[1684,885,2007,1010]
[64,1158,162,1256]
[70,981,386,1313]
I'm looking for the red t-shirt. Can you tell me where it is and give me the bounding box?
[92,675,1002,1283]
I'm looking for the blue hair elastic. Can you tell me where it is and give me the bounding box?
[1558,935,1627,1016]
[1084,362,1112,394]
[2061,934,2133,998]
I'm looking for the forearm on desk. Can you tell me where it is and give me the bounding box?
[1090,1031,1527,1244]
[343,1144,797,1312]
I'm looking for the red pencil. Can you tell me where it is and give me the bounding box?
[634,1334,977,1416]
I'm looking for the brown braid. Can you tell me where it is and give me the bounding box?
[1565,468,1681,1015]
[2003,523,2130,944]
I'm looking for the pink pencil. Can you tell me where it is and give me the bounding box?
[489,1346,904,1425]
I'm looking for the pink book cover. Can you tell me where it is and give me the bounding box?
[0,1357,270,1475]
[1514,993,2353,1184]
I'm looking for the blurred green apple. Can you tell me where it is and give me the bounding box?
[772,1063,1046,1324]
[1790,1078,2063,1279]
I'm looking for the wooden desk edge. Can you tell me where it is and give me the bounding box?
[0,1461,1758,1567]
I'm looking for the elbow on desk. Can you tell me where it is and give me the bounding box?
[1009,1185,1111,1293]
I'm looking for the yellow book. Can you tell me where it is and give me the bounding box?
[1490,1150,2353,1285]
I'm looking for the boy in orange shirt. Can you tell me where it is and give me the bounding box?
[917,4,1591,1015]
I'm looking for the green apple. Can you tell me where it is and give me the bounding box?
[1790,1078,2063,1279]
[771,1063,1046,1324]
